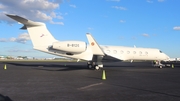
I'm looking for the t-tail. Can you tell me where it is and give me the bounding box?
[6,14,57,49]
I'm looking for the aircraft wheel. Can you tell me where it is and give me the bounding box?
[95,66,100,70]
[88,64,92,69]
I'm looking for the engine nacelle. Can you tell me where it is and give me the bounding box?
[52,41,87,53]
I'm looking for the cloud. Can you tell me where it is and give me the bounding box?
[0,0,64,25]
[0,38,8,42]
[142,33,150,37]
[173,26,180,30]
[0,4,6,9]
[147,0,153,3]
[112,6,127,10]
[107,0,120,2]
[119,36,124,40]
[50,12,63,20]
[120,20,126,23]
[50,21,64,25]
[70,4,76,8]
[88,27,93,30]
[8,49,34,53]
[158,0,165,2]
[132,36,137,40]
[52,0,64,4]
[11,33,30,43]
[0,33,31,43]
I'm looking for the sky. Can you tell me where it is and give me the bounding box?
[0,0,180,58]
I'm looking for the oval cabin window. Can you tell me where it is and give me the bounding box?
[113,50,117,54]
[120,50,124,54]
[139,51,142,54]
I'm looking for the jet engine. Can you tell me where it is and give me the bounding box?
[52,41,87,53]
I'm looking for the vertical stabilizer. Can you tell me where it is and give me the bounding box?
[27,25,56,47]
[6,14,56,48]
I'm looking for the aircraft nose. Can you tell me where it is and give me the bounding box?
[163,53,170,61]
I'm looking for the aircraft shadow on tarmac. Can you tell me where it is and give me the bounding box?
[3,62,137,71]
[4,62,88,71]
[0,94,13,101]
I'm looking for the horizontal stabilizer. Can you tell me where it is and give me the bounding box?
[6,14,44,29]
[86,33,104,56]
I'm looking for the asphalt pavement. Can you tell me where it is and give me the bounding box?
[0,61,180,101]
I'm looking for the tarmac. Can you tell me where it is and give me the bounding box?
[0,61,180,101]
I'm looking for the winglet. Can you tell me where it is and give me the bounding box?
[86,33,105,56]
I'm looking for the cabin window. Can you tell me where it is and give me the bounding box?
[145,51,148,54]
[120,50,124,54]
[139,51,142,54]
[127,51,130,54]
[113,50,117,54]
[133,51,136,54]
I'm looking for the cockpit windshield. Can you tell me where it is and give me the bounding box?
[159,50,163,53]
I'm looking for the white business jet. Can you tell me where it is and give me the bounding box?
[6,14,170,70]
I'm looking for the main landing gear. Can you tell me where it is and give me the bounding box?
[87,61,103,70]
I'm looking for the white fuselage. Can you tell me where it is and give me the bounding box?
[100,46,169,61]
[35,44,169,62]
